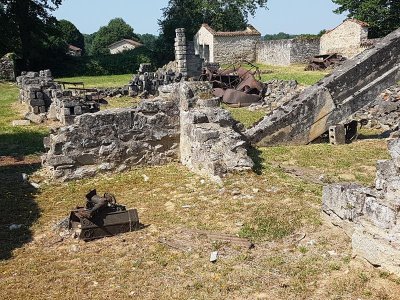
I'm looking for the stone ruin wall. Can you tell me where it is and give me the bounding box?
[43,82,253,182]
[323,138,400,275]
[320,20,369,59]
[16,70,100,125]
[256,38,320,66]
[0,54,15,81]
[213,35,259,64]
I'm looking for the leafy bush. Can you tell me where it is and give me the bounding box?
[25,47,154,77]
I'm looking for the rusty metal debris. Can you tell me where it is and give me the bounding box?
[200,62,264,107]
[305,53,346,71]
[68,190,140,241]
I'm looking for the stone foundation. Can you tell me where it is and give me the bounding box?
[323,138,400,274]
[43,82,253,182]
[16,70,100,125]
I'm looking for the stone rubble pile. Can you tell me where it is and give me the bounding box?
[352,84,400,130]
[263,79,299,109]
[43,82,253,182]
[323,138,400,275]
[0,53,15,81]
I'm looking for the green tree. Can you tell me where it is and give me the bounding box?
[0,0,63,67]
[332,0,400,38]
[58,19,84,52]
[158,0,268,63]
[91,18,140,55]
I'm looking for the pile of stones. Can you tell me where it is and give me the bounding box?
[263,79,299,109]
[352,84,400,130]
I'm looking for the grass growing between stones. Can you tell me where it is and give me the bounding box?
[222,104,266,128]
[1,77,399,299]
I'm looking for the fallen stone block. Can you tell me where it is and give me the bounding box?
[12,120,30,126]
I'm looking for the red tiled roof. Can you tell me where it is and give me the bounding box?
[108,39,143,48]
[201,24,261,37]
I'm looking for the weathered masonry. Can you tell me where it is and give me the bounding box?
[0,53,15,81]
[323,138,400,275]
[256,38,320,66]
[320,19,379,59]
[194,24,261,64]
[42,82,253,182]
[246,27,400,146]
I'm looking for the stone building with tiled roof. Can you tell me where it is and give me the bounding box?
[320,19,378,58]
[194,24,261,64]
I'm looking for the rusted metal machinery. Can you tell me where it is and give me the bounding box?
[305,53,346,71]
[68,190,140,241]
[200,62,265,107]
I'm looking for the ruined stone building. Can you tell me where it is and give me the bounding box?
[320,19,379,59]
[194,24,261,64]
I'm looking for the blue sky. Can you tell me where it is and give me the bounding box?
[53,0,347,35]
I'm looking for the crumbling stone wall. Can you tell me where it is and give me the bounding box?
[17,70,100,125]
[323,138,400,275]
[246,28,400,146]
[43,82,253,182]
[0,53,15,81]
[256,38,320,66]
[320,19,369,59]
[213,35,259,64]
[42,97,180,181]
[17,70,59,115]
[180,96,253,183]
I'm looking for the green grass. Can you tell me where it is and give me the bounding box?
[0,83,48,156]
[222,104,266,128]
[57,73,132,88]
[242,63,330,86]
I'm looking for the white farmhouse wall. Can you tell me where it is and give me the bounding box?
[109,42,137,54]
[320,20,368,58]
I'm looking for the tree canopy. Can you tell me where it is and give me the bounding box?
[158,0,268,63]
[58,19,84,52]
[0,0,64,67]
[332,0,400,38]
[90,18,140,55]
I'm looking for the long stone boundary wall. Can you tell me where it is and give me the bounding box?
[256,38,320,66]
[42,82,253,182]
[247,28,400,146]
[323,138,400,275]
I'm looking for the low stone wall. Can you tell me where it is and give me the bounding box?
[0,54,15,81]
[16,70,100,125]
[43,82,253,182]
[323,138,400,275]
[42,98,180,181]
[256,39,320,66]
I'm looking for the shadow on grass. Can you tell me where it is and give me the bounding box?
[0,130,48,157]
[248,146,265,175]
[0,162,41,260]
